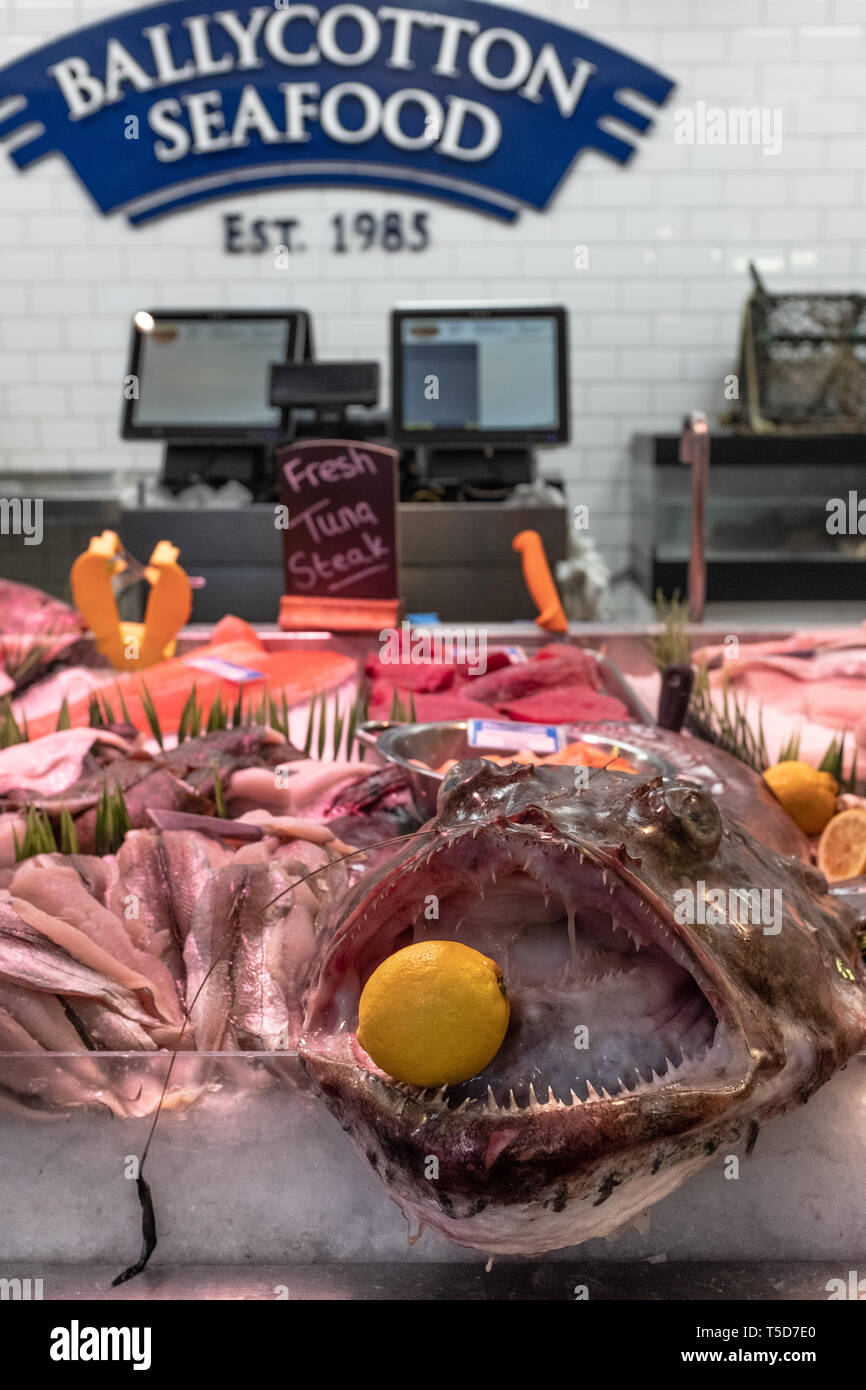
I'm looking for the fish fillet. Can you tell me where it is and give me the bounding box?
[24,615,357,740]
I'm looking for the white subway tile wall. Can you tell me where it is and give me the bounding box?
[0,0,863,575]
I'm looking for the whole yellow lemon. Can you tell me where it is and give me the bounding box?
[763,760,838,836]
[357,940,510,1088]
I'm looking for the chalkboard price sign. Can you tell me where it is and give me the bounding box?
[277,438,400,629]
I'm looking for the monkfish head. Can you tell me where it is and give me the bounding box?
[299,760,866,1256]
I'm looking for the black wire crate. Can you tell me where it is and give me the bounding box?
[732,262,866,432]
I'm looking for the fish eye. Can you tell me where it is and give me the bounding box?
[663,785,723,856]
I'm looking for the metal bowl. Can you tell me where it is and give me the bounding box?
[358,720,676,819]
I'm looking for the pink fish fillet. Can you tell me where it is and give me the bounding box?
[693,622,866,666]
[12,667,119,726]
[10,859,183,1025]
[227,760,370,816]
[0,727,131,796]
[712,662,866,730]
[717,649,866,684]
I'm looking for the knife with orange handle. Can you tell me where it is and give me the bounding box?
[512,529,568,634]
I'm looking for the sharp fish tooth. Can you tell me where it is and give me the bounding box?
[547,1086,559,1108]
[486,1085,500,1113]
[585,1081,601,1102]
[507,1089,519,1113]
[569,1089,583,1106]
[528,1083,540,1110]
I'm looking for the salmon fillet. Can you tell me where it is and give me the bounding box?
[25,616,357,740]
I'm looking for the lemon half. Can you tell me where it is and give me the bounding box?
[763,760,838,836]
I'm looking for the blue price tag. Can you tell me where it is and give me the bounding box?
[467,720,566,755]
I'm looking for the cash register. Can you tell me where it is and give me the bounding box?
[121,307,313,496]
[118,303,569,622]
[390,302,570,500]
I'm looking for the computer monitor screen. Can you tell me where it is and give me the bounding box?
[391,305,569,446]
[122,310,309,442]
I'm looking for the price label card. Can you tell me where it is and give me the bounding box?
[467,719,567,755]
[185,656,265,684]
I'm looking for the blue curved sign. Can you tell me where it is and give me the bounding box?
[0,1,675,225]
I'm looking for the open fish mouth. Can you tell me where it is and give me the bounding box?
[304,826,750,1125]
[301,760,866,1255]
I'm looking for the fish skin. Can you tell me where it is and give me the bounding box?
[0,821,352,1118]
[0,977,97,1053]
[66,853,121,908]
[109,830,217,983]
[578,720,810,861]
[182,866,245,1051]
[183,864,296,1051]
[0,1008,108,1112]
[0,900,160,1026]
[300,755,866,1257]
[63,999,159,1052]
[10,858,183,1025]
[268,841,348,1026]
[229,867,296,1052]
[1,816,348,1060]
[0,985,148,1113]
